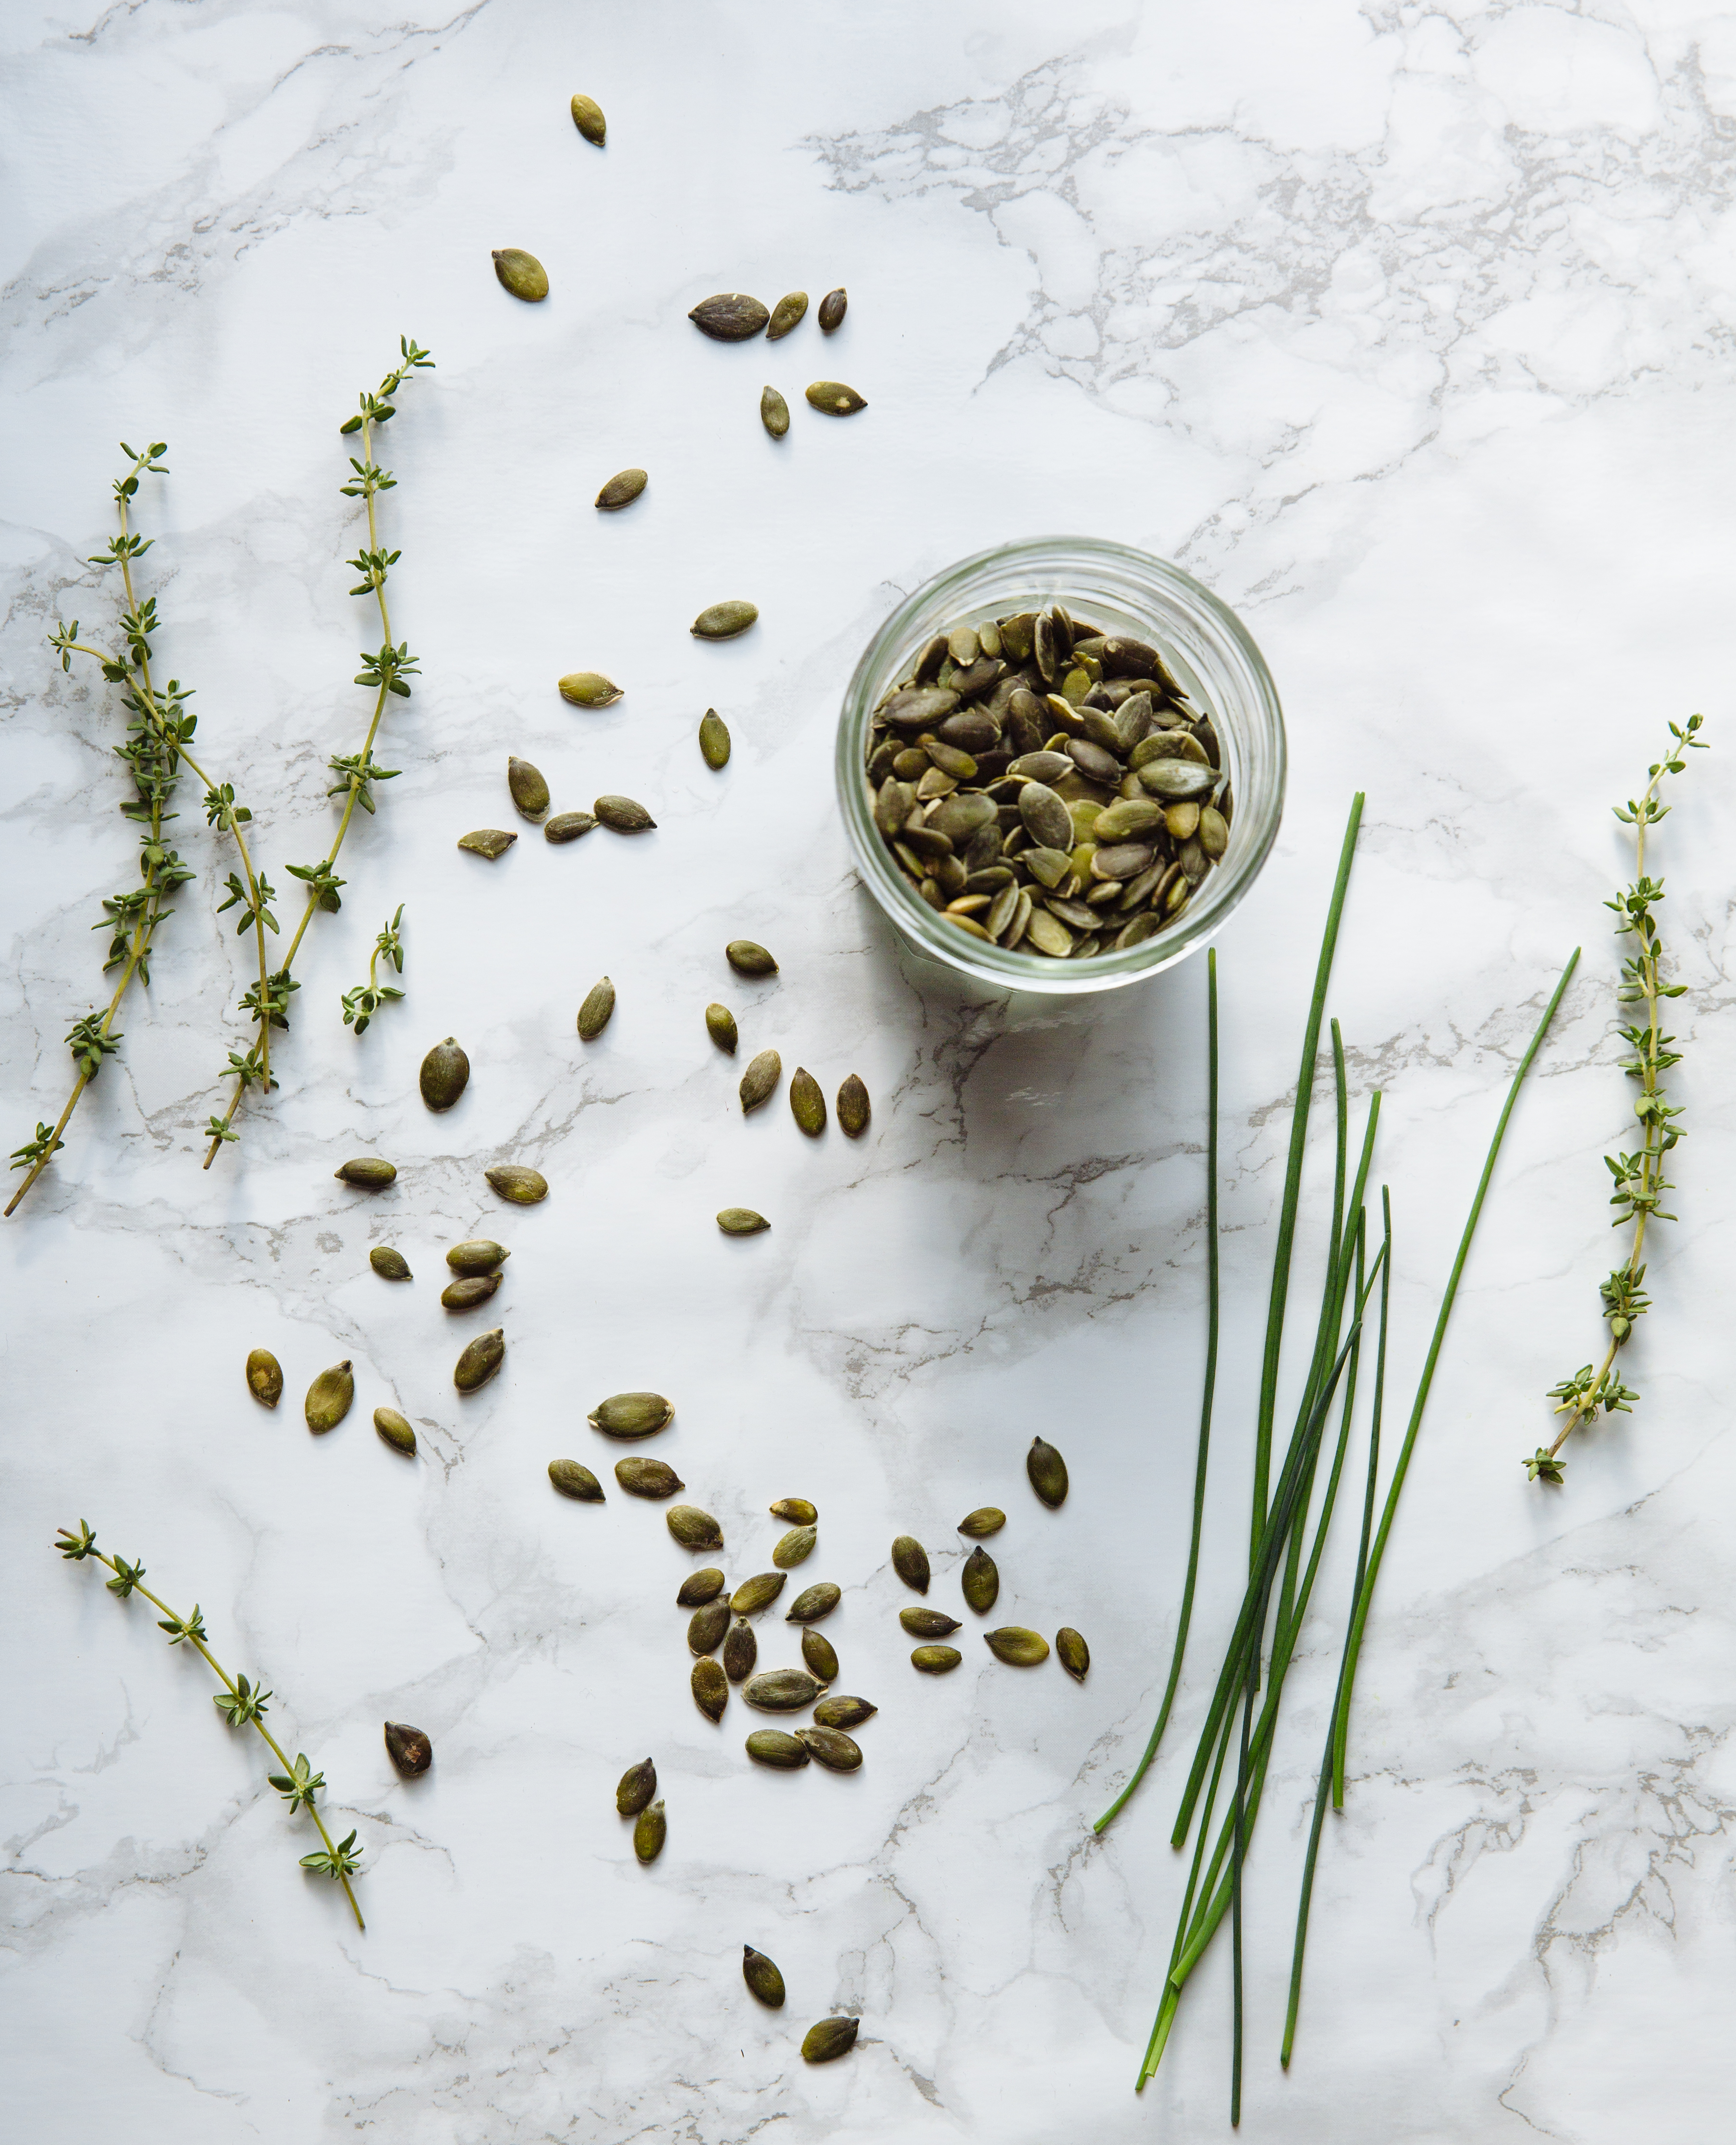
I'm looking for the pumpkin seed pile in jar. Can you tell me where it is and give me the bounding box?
[862,605,1232,960]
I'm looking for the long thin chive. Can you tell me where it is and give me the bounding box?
[1331,951,1579,1806]
[1251,796,1364,1565]
[1229,1657,1256,2124]
[1096,947,1219,1835]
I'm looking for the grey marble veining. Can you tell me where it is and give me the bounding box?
[2,3,1732,2139]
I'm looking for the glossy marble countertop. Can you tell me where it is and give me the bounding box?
[3,3,1733,2140]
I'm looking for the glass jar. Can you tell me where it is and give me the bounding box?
[835,537,1285,993]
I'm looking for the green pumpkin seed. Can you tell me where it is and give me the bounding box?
[692,1657,728,1722]
[668,1504,723,1550]
[454,1328,505,1392]
[958,1507,1005,1538]
[789,1066,826,1136]
[419,1037,470,1111]
[486,1163,548,1203]
[900,1607,960,1639]
[1017,781,1074,851]
[985,1626,1050,1666]
[836,1073,871,1137]
[760,385,790,438]
[689,292,770,341]
[706,1003,739,1054]
[813,1693,874,1728]
[595,467,646,512]
[797,1727,862,1772]
[817,287,847,332]
[746,1729,808,1768]
[724,1616,758,1682]
[1056,1627,1090,1681]
[616,1756,657,1816]
[786,1581,840,1625]
[677,1566,725,1606]
[544,811,598,843]
[744,1667,826,1712]
[633,1799,666,1863]
[492,248,548,301]
[305,1361,354,1434]
[507,756,550,819]
[805,381,866,416]
[802,2016,860,2063]
[699,708,732,769]
[1027,1435,1069,1508]
[688,1599,730,1655]
[384,1721,432,1775]
[891,1535,930,1594]
[616,1456,685,1499]
[726,939,778,977]
[369,1245,412,1281]
[441,1273,502,1310]
[718,1207,770,1235]
[447,1239,509,1276]
[692,599,759,641]
[961,1546,999,1615]
[373,1407,416,1455]
[569,92,606,145]
[246,1348,283,1408]
[577,976,616,1039]
[458,827,516,859]
[801,1628,840,1683]
[774,1525,817,1568]
[742,1946,786,2008]
[1198,803,1229,858]
[549,1458,605,1502]
[557,671,623,707]
[731,1571,787,1616]
[1136,758,1215,802]
[594,794,655,832]
[770,1497,817,1525]
[739,1048,781,1113]
[588,1391,673,1438]
[767,291,808,339]
[911,1645,961,1673]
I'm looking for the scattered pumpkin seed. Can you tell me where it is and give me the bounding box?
[373,1407,416,1455]
[891,1535,931,1594]
[731,1571,787,1616]
[770,1498,817,1525]
[334,1156,397,1189]
[726,939,778,977]
[767,291,808,339]
[616,1756,657,1816]
[797,1726,862,1772]
[558,672,623,708]
[961,1546,999,1615]
[369,1245,412,1281]
[699,708,731,768]
[688,1599,730,1655]
[774,1524,817,1568]
[813,1693,875,1728]
[668,1504,723,1550]
[486,1163,548,1203]
[633,1799,666,1863]
[304,1361,354,1434]
[706,1002,740,1053]
[1056,1627,1090,1681]
[544,811,597,842]
[507,756,549,819]
[692,1657,728,1722]
[447,1239,509,1276]
[677,1567,726,1606]
[786,1581,840,1625]
[744,1667,826,1712]
[454,1328,505,1392]
[419,1036,470,1111]
[577,976,616,1039]
[595,468,646,511]
[789,1067,825,1136]
[958,1506,1005,1538]
[985,1626,1050,1666]
[837,1073,871,1137]
[594,794,655,832]
[384,1720,432,1775]
[441,1273,502,1310]
[806,381,865,415]
[458,828,516,859]
[246,1348,283,1408]
[746,1729,807,1768]
[569,92,605,145]
[718,1207,769,1235]
[616,1456,684,1499]
[817,287,847,331]
[760,385,790,438]
[692,600,759,641]
[911,1645,961,1673]
[739,1048,782,1112]
[690,293,770,340]
[801,1628,840,1682]
[1027,1435,1069,1508]
[900,1607,960,1639]
[802,2017,860,2064]
[724,1617,757,1682]
[742,1946,786,2008]
[549,1458,604,1502]
[589,1391,673,1438]
[492,248,548,301]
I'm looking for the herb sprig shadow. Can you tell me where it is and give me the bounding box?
[202,336,432,1163]
[1527,714,1708,1483]
[55,1520,364,1929]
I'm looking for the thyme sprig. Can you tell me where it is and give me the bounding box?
[8,445,271,1216]
[202,336,432,1165]
[1526,715,1707,1483]
[341,906,406,1034]
[55,1520,364,1927]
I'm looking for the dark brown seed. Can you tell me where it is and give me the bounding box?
[457,828,517,859]
[761,385,790,438]
[724,1617,757,1682]
[985,1626,1050,1666]
[492,248,548,301]
[801,1628,840,1683]
[743,1946,786,2007]
[837,1073,871,1138]
[797,1727,862,1772]
[616,1756,657,1816]
[570,92,606,146]
[384,1722,432,1776]
[246,1349,283,1408]
[817,287,847,332]
[744,1667,827,1711]
[446,1239,509,1276]
[767,290,808,339]
[718,1208,770,1235]
[731,1571,787,1616]
[507,756,550,819]
[739,1048,781,1113]
[374,1407,416,1456]
[802,2017,860,2064]
[692,1657,728,1723]
[544,812,597,844]
[1027,1436,1069,1508]
[770,1498,818,1525]
[813,1693,875,1729]
[1057,1627,1090,1681]
[726,939,778,977]
[891,1535,930,1594]
[454,1328,505,1393]
[668,1504,724,1550]
[688,1599,730,1655]
[677,1567,726,1607]
[786,1582,840,1625]
[699,708,731,769]
[746,1729,808,1768]
[305,1361,354,1434]
[691,600,759,641]
[594,794,656,832]
[595,468,647,512]
[589,1392,673,1438]
[419,1036,470,1111]
[958,1506,1005,1538]
[706,1003,739,1053]
[486,1163,548,1203]
[961,1546,999,1615]
[805,381,866,416]
[900,1607,960,1639]
[578,976,616,1039]
[790,1067,825,1136]
[616,1456,684,1499]
[633,1800,666,1863]
[690,292,770,340]
[440,1272,502,1311]
[911,1645,961,1673]
[549,1458,605,1502]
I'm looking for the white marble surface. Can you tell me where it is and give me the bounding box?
[3,2,1734,2138]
